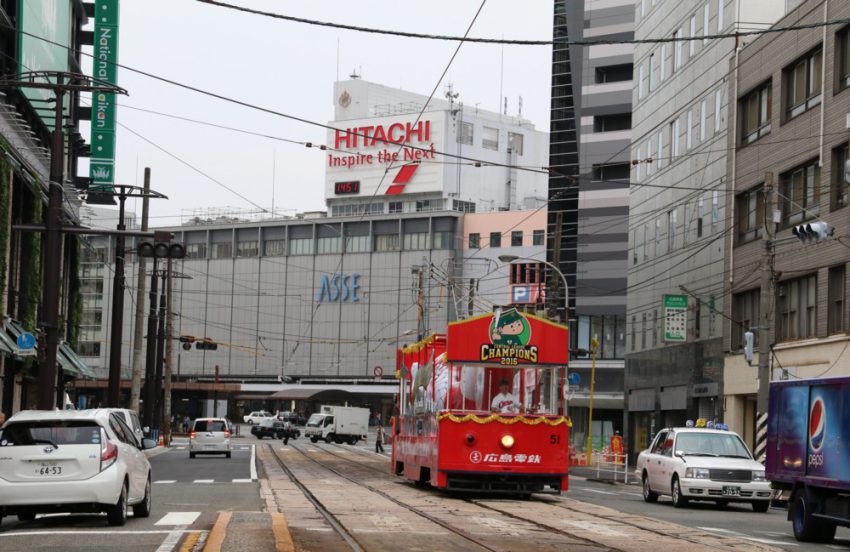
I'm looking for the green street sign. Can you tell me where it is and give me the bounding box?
[663,294,688,342]
[89,0,120,188]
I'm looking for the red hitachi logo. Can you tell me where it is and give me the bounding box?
[334,121,431,149]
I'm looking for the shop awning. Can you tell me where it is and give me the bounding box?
[3,318,31,359]
[0,323,17,356]
[269,384,398,401]
[58,342,96,379]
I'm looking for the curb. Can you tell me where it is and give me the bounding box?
[203,511,231,552]
[202,511,294,552]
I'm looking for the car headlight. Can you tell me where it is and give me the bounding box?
[752,471,766,482]
[685,468,710,479]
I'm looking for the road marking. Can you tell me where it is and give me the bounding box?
[581,488,618,496]
[154,480,177,485]
[232,478,253,483]
[250,444,257,481]
[621,492,643,497]
[697,527,798,547]
[279,447,291,451]
[0,530,204,537]
[175,447,186,450]
[193,479,214,484]
[156,512,201,526]
[155,524,188,552]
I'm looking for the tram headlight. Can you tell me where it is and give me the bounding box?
[500,434,515,449]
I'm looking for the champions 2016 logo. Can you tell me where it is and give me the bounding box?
[808,397,826,468]
[480,308,538,364]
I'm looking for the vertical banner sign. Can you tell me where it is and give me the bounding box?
[89,0,120,189]
[663,294,688,342]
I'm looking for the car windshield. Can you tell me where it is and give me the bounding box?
[194,420,226,432]
[306,414,324,427]
[675,432,751,458]
[0,421,101,446]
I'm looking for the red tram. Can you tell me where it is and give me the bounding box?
[391,309,571,494]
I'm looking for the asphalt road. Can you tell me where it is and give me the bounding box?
[0,438,262,551]
[569,474,850,551]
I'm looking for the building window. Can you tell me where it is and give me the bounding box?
[717,0,724,30]
[317,236,342,254]
[667,208,677,251]
[686,110,693,150]
[374,234,399,252]
[781,160,819,226]
[468,233,480,249]
[489,232,502,248]
[638,64,646,99]
[458,121,473,145]
[735,185,763,244]
[645,139,653,175]
[79,341,101,357]
[511,231,523,247]
[699,99,707,142]
[741,82,771,144]
[482,126,499,150]
[652,310,658,347]
[832,143,850,210]
[432,231,453,250]
[594,113,631,132]
[532,229,545,246]
[403,232,430,250]
[632,230,639,265]
[452,199,475,213]
[838,26,850,91]
[83,247,106,263]
[264,239,286,256]
[732,289,760,349]
[660,44,667,82]
[673,29,683,71]
[186,243,207,259]
[703,2,710,45]
[288,238,313,255]
[388,201,403,213]
[656,130,664,170]
[649,52,656,91]
[236,240,258,257]
[416,199,438,212]
[631,316,636,351]
[785,48,822,119]
[778,274,817,341]
[592,163,630,181]
[509,263,543,284]
[212,242,232,259]
[508,132,524,155]
[689,15,697,57]
[364,203,384,215]
[641,313,647,349]
[669,119,680,159]
[595,63,632,83]
[828,265,846,334]
[345,235,370,253]
[714,88,723,133]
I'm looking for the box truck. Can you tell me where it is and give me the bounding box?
[304,406,369,444]
[767,376,850,543]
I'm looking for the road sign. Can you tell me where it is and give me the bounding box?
[17,332,35,350]
[663,294,688,342]
[374,366,383,377]
[567,372,580,386]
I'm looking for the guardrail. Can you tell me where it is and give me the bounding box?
[593,452,631,484]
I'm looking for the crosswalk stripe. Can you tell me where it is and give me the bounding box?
[193,479,214,484]
[154,480,176,484]
[232,478,253,483]
[155,512,201,526]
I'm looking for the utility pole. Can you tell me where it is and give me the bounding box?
[106,187,128,407]
[153,269,167,431]
[129,169,151,412]
[757,173,775,428]
[163,256,173,445]
[415,267,424,340]
[142,258,158,431]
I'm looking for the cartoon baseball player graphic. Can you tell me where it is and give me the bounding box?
[489,308,531,347]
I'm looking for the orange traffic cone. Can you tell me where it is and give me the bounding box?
[158,434,164,447]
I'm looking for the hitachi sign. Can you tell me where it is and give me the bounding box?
[334,121,431,149]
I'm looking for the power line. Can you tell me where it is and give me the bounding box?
[194,1,850,47]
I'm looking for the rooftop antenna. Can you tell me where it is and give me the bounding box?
[504,97,508,116]
[271,151,276,217]
[350,68,360,80]
[445,83,459,111]
[518,96,523,118]
[498,43,504,120]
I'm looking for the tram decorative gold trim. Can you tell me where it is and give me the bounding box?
[437,413,572,427]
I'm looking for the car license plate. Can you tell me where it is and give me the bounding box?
[722,486,741,496]
[35,463,62,476]
[204,444,218,448]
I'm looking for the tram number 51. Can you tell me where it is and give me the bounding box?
[549,434,561,445]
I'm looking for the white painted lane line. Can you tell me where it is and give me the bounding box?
[155,512,201,526]
[249,444,257,481]
[697,527,798,547]
[193,479,214,484]
[0,530,205,537]
[232,478,253,483]
[581,488,618,496]
[175,446,186,450]
[154,480,176,485]
[239,446,249,450]
[279,447,291,451]
[155,524,187,552]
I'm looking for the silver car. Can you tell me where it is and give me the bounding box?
[189,418,231,459]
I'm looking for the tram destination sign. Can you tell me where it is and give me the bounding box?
[447,309,569,366]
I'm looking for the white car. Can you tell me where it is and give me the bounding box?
[189,418,231,458]
[636,427,772,511]
[242,411,273,424]
[0,409,156,526]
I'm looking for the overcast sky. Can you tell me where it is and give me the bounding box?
[85,0,553,226]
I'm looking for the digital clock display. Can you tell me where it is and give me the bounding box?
[334,181,360,195]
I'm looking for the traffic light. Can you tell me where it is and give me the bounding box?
[137,231,185,259]
[791,221,833,245]
[195,338,218,351]
[743,331,754,366]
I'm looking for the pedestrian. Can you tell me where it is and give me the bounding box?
[282,419,292,445]
[182,415,190,434]
[375,423,385,454]
[0,411,6,426]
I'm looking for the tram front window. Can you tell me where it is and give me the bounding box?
[434,365,560,415]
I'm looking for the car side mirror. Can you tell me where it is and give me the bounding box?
[143,426,150,434]
[141,438,158,450]
[674,450,684,458]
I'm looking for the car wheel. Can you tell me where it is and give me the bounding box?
[190,452,196,459]
[325,434,335,444]
[310,437,318,443]
[247,420,254,425]
[225,452,231,459]
[752,501,769,513]
[106,483,128,526]
[17,511,36,522]
[792,493,836,542]
[132,476,152,518]
[642,472,658,503]
[671,476,688,508]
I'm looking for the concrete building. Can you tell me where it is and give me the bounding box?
[625,0,790,456]
[723,0,850,451]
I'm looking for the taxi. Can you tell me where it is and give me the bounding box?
[635,421,771,512]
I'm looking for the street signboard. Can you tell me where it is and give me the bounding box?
[89,0,120,189]
[16,332,36,350]
[663,294,688,342]
[567,372,580,386]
